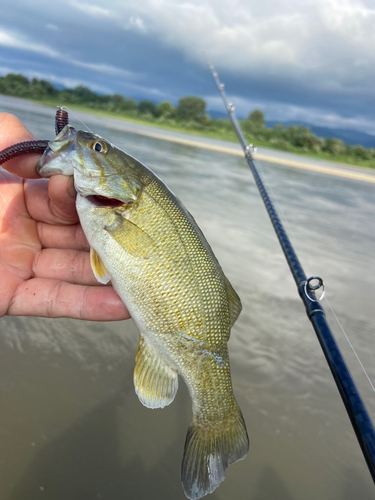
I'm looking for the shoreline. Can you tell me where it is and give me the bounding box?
[1,95,375,184]
[103,121,375,185]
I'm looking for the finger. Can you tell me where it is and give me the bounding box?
[33,248,97,285]
[37,222,89,251]
[48,174,78,222]
[8,278,130,321]
[25,177,78,225]
[0,112,44,179]
[0,169,24,212]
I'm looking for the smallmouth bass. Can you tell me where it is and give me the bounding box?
[37,125,249,499]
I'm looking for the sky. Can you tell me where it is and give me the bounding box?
[1,0,375,134]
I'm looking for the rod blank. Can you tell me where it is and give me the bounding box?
[204,54,375,484]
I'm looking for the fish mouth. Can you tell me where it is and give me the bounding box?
[37,125,78,176]
[86,195,126,208]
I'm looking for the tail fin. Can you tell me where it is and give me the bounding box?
[181,411,249,499]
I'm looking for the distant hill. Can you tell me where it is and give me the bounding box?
[267,120,375,148]
[206,113,375,149]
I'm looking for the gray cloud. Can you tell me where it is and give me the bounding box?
[0,25,141,79]
[0,0,374,134]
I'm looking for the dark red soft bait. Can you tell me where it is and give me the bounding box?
[0,140,49,165]
[55,108,69,135]
[0,107,68,165]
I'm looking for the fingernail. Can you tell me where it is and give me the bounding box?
[67,176,76,198]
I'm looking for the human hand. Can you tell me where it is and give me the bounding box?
[0,112,130,321]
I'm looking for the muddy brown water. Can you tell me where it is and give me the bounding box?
[1,97,374,499]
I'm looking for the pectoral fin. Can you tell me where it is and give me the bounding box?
[90,247,111,284]
[224,276,242,328]
[105,214,156,258]
[134,335,178,409]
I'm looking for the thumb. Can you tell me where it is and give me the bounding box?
[48,174,79,224]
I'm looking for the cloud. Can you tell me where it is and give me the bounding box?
[69,1,114,18]
[103,0,375,93]
[0,28,59,58]
[70,60,138,79]
[4,1,375,95]
[0,65,13,76]
[69,0,147,32]
[0,26,140,81]
[122,16,147,32]
[46,24,61,32]
[205,93,375,135]
[1,0,375,133]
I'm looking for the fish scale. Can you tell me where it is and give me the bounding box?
[130,178,228,339]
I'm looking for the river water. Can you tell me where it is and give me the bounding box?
[0,98,374,500]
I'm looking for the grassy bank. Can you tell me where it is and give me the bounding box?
[1,72,374,170]
[6,95,375,171]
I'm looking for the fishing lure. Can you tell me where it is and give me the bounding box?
[0,108,67,164]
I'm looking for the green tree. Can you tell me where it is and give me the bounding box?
[58,85,100,106]
[60,88,81,104]
[199,113,211,126]
[324,138,347,155]
[157,101,176,118]
[138,100,157,116]
[248,109,265,127]
[0,73,30,97]
[349,145,373,160]
[29,78,58,99]
[272,124,285,136]
[104,94,137,114]
[177,96,206,121]
[284,125,324,152]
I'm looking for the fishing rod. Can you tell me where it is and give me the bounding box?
[204,54,375,483]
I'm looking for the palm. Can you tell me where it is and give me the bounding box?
[0,112,129,321]
[0,170,39,315]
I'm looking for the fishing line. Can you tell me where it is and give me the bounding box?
[60,106,93,133]
[247,107,375,400]
[325,295,375,394]
[205,53,375,480]
[257,152,375,396]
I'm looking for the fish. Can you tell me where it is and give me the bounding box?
[37,125,249,499]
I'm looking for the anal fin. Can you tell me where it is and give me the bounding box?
[134,335,178,409]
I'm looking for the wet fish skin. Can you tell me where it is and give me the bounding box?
[37,125,249,499]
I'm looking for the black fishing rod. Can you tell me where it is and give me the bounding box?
[204,55,375,483]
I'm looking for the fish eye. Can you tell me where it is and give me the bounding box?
[93,141,105,153]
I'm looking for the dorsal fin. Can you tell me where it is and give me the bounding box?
[134,335,178,409]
